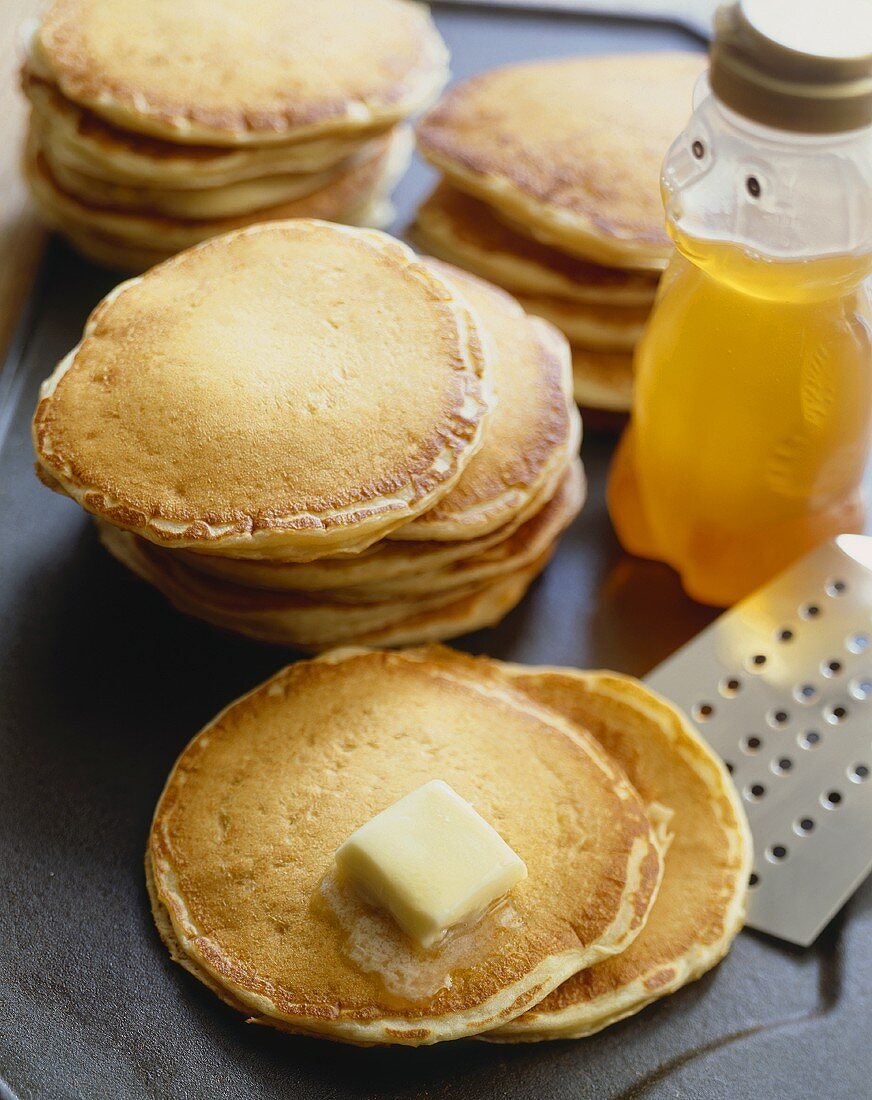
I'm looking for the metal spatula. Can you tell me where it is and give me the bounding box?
[646,535,872,946]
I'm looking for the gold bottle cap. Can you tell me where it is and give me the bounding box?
[711,0,872,133]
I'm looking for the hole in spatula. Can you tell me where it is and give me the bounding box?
[849,678,872,701]
[720,677,742,697]
[794,683,818,704]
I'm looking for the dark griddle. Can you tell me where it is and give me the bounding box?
[1,7,869,1099]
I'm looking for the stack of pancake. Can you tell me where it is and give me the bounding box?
[32,220,582,650]
[147,645,751,1045]
[22,0,448,270]
[412,53,704,423]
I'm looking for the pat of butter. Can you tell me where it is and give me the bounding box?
[335,780,527,949]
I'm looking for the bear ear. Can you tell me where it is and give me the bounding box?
[661,126,712,195]
[685,128,715,172]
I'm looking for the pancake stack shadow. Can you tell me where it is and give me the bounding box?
[410,53,705,426]
[21,0,448,270]
[32,220,583,651]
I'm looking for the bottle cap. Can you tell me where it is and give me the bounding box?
[711,0,872,132]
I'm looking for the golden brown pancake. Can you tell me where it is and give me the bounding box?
[96,462,582,647]
[571,347,635,414]
[32,0,448,145]
[176,453,574,593]
[101,519,563,649]
[147,647,666,1044]
[98,519,512,648]
[40,195,395,272]
[410,185,659,306]
[406,655,747,1041]
[416,53,704,269]
[25,126,411,262]
[23,72,383,185]
[33,221,490,558]
[96,462,583,648]
[391,262,579,542]
[347,553,552,648]
[39,136,371,220]
[516,294,650,353]
[177,460,584,601]
[354,463,579,598]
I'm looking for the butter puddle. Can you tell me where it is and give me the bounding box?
[319,870,523,1005]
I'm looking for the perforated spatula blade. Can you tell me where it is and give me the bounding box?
[646,535,872,946]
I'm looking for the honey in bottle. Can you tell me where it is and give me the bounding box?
[608,0,872,606]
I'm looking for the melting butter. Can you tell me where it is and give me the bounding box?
[334,779,527,949]
[320,870,523,1005]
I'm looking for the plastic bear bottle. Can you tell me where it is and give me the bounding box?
[608,0,872,606]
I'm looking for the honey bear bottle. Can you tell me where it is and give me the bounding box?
[608,0,872,606]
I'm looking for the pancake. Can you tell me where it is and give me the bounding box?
[176,451,574,593]
[25,126,412,260]
[32,0,448,145]
[38,134,373,220]
[571,348,635,415]
[416,53,704,269]
[97,519,521,648]
[33,221,491,558]
[517,295,650,353]
[390,262,579,542]
[48,195,395,272]
[97,468,582,647]
[146,647,666,1044]
[178,458,583,599]
[410,185,659,306]
[23,72,382,185]
[108,461,583,627]
[100,520,563,649]
[348,459,583,599]
[407,654,749,1041]
[346,556,550,648]
[340,457,582,600]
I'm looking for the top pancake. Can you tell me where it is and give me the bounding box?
[416,53,704,269]
[32,221,490,558]
[32,0,448,145]
[147,647,664,1045]
[393,262,579,541]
